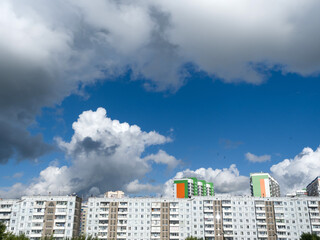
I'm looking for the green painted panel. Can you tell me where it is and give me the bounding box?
[251,174,268,197]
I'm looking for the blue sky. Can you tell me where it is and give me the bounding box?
[1,0,320,197]
[2,68,320,196]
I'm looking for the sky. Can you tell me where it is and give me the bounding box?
[1,0,320,198]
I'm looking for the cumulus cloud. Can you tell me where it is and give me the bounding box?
[245,152,271,163]
[125,180,162,194]
[270,146,320,194]
[2,0,320,162]
[0,108,177,197]
[163,164,249,197]
[143,149,181,171]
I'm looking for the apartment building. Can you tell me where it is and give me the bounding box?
[105,191,125,199]
[80,203,88,236]
[85,195,320,240]
[0,199,17,229]
[286,189,308,197]
[173,177,214,198]
[250,173,280,197]
[0,195,81,240]
[307,176,320,196]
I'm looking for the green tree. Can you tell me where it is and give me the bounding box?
[185,236,204,240]
[0,222,100,240]
[300,232,320,240]
[0,223,30,240]
[0,222,8,240]
[4,233,29,240]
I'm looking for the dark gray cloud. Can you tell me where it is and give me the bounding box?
[0,52,62,162]
[0,108,177,197]
[73,136,120,158]
[77,137,103,153]
[1,0,320,165]
[0,120,52,164]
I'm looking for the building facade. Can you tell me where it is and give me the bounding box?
[307,177,320,196]
[0,195,81,240]
[80,203,88,236]
[173,177,214,198]
[286,189,308,197]
[105,191,125,199]
[0,199,17,229]
[250,173,280,197]
[85,196,320,240]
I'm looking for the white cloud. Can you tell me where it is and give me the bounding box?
[163,164,249,197]
[125,180,162,194]
[0,108,177,197]
[0,183,26,199]
[12,172,24,179]
[270,146,320,194]
[245,152,271,163]
[143,150,181,171]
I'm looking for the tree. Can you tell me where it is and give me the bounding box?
[300,232,320,240]
[0,222,98,240]
[0,222,7,240]
[185,237,204,240]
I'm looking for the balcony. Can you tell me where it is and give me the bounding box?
[31,225,43,230]
[205,226,214,231]
[170,226,179,232]
[29,233,42,238]
[0,215,11,220]
[223,225,233,231]
[0,208,12,213]
[32,218,44,222]
[53,233,65,238]
[55,218,66,222]
[222,207,232,212]
[33,211,45,215]
[117,227,127,232]
[117,220,127,226]
[258,232,268,238]
[53,225,66,230]
[117,214,127,219]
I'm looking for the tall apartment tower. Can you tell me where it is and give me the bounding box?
[250,173,280,197]
[173,177,214,198]
[307,176,320,196]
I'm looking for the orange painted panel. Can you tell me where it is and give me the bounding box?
[176,183,185,198]
[260,179,266,197]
